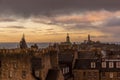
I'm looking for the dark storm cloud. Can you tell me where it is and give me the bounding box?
[0,0,120,17]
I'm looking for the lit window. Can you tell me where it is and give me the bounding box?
[109,62,114,68]
[116,62,120,68]
[91,62,96,68]
[102,62,106,68]
[110,72,113,78]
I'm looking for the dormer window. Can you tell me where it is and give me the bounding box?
[35,71,40,77]
[91,62,96,68]
[62,67,69,74]
[102,62,106,68]
[109,62,114,68]
[116,62,120,68]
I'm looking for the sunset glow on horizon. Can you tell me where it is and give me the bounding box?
[0,0,120,42]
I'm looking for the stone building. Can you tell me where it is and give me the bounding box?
[0,34,120,80]
[0,49,34,80]
[0,35,64,80]
[73,50,120,80]
[73,59,100,80]
[19,34,28,49]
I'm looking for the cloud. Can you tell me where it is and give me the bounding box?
[0,18,16,22]
[96,16,120,37]
[103,17,120,27]
[0,1,120,42]
[46,28,54,31]
[0,0,120,17]
[91,35,109,38]
[2,26,26,29]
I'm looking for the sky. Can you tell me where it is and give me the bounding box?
[0,0,120,42]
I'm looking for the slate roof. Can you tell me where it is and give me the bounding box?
[46,69,60,80]
[58,53,73,63]
[78,52,98,59]
[74,59,100,69]
[100,61,120,72]
[74,59,120,72]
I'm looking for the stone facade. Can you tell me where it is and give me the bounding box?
[0,48,64,80]
[0,34,120,80]
[0,50,34,80]
[73,70,99,80]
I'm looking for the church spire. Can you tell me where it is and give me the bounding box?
[19,34,28,49]
[22,33,25,39]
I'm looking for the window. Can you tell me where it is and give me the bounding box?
[110,72,113,78]
[116,62,120,68]
[83,72,86,76]
[62,68,65,74]
[102,62,106,68]
[117,72,120,78]
[35,71,40,77]
[22,71,27,79]
[101,72,105,78]
[63,67,69,74]
[91,62,96,68]
[13,62,17,69]
[109,62,114,68]
[67,67,69,73]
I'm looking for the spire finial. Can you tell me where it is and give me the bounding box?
[20,33,27,49]
[66,33,70,43]
[88,34,91,42]
[67,33,69,36]
[23,33,25,38]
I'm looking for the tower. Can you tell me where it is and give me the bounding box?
[19,34,28,49]
[88,34,91,42]
[66,33,70,43]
